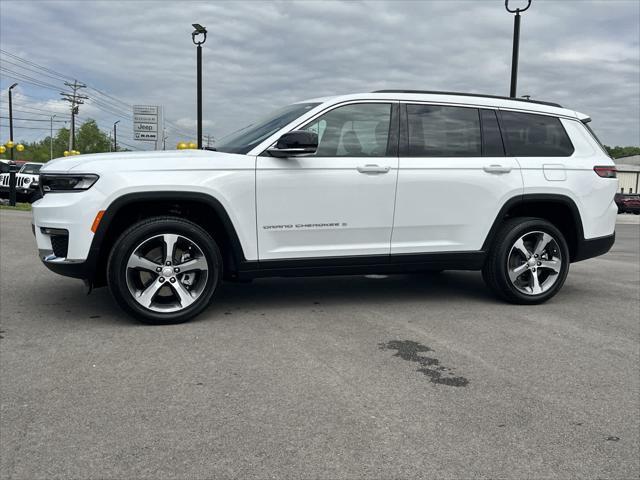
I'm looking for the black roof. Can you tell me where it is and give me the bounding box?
[372,90,563,108]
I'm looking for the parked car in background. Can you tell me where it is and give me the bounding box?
[615,193,640,214]
[0,161,43,203]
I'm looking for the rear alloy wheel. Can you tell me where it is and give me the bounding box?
[507,231,562,296]
[108,217,222,324]
[482,218,570,304]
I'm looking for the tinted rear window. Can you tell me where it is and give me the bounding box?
[500,111,574,157]
[407,105,481,157]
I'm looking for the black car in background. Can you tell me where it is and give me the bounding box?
[615,193,640,214]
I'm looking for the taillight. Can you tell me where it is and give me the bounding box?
[594,166,617,178]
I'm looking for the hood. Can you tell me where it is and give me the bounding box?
[40,149,249,174]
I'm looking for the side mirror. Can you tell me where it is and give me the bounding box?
[267,131,318,158]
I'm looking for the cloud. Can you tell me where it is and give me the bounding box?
[1,0,638,147]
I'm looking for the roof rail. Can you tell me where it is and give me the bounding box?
[372,90,563,108]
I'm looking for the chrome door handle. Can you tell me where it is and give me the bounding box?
[357,164,390,174]
[483,164,512,174]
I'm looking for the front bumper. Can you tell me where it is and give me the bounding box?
[39,249,90,279]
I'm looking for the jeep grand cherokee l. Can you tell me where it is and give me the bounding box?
[32,91,617,324]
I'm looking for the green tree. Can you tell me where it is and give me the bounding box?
[76,119,111,154]
[604,145,640,159]
[0,119,113,162]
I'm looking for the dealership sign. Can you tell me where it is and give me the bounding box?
[133,105,160,141]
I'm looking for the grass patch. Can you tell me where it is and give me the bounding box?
[0,202,32,211]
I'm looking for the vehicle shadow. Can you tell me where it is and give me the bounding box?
[29,271,495,327]
[210,271,494,312]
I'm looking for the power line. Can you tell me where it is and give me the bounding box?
[0,67,71,93]
[0,116,67,122]
[0,57,71,85]
[0,49,74,82]
[0,124,65,131]
[2,50,196,147]
[11,107,70,118]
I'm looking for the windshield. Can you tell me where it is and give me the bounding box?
[214,102,321,154]
[20,164,42,175]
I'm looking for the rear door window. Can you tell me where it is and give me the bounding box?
[500,111,574,157]
[406,105,481,157]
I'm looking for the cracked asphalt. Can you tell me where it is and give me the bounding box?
[1,210,639,479]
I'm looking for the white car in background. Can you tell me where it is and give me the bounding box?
[0,162,43,202]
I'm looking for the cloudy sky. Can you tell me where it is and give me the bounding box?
[0,0,638,150]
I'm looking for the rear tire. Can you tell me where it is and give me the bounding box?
[482,217,570,304]
[107,216,222,324]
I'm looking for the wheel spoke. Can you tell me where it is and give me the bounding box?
[127,254,161,272]
[171,281,196,308]
[178,256,208,272]
[533,233,552,257]
[137,280,164,308]
[530,270,543,294]
[539,259,561,274]
[512,237,531,259]
[162,234,179,264]
[509,263,529,282]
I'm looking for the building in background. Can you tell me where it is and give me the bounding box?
[615,155,640,194]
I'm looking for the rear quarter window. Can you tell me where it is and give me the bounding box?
[500,111,574,157]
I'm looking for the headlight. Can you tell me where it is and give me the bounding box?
[40,174,99,193]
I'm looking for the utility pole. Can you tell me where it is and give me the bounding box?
[60,80,87,152]
[505,0,532,98]
[50,114,56,159]
[163,128,168,150]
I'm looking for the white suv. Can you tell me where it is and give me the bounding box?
[32,91,617,324]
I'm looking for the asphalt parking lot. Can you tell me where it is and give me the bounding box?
[1,210,638,480]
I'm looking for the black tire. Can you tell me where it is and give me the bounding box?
[107,216,222,324]
[482,217,570,305]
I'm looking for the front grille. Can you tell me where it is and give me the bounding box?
[51,234,69,258]
[0,175,31,187]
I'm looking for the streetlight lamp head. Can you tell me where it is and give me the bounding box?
[9,83,18,90]
[505,0,532,14]
[192,23,207,45]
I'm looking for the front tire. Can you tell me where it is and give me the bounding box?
[482,217,570,304]
[107,216,222,324]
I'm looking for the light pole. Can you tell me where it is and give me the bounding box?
[8,83,17,161]
[7,83,18,206]
[50,114,56,160]
[505,0,532,98]
[113,120,120,152]
[192,23,207,149]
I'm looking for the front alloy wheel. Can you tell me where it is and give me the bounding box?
[126,233,209,313]
[108,217,222,324]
